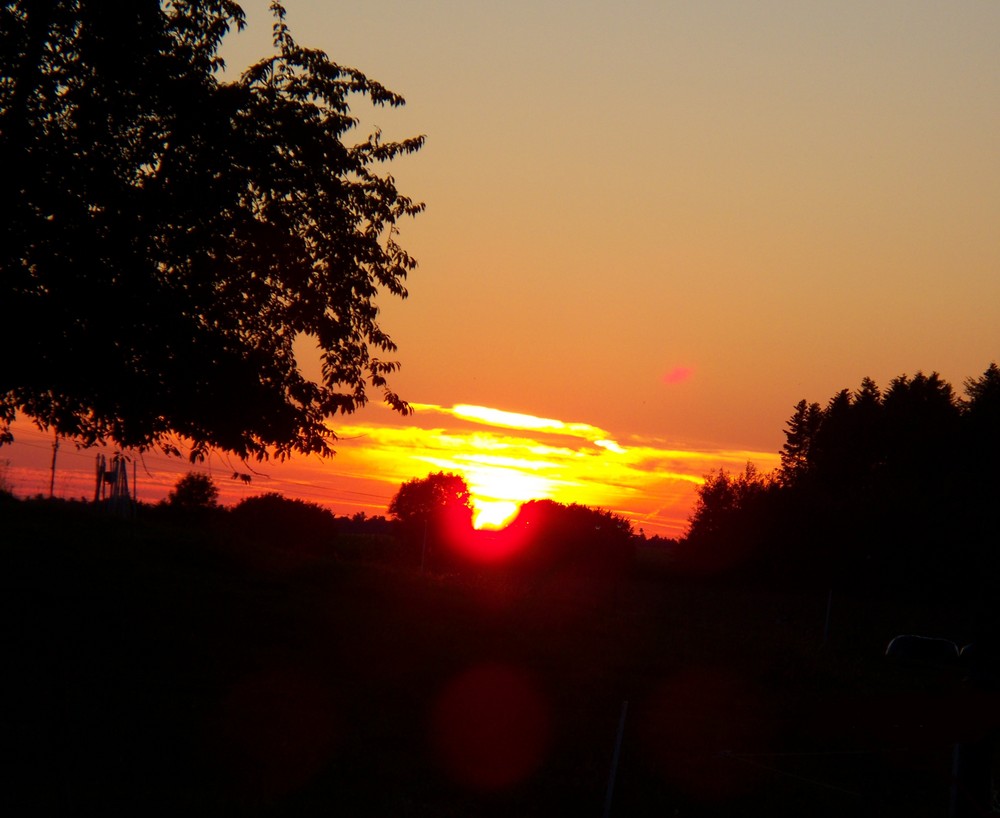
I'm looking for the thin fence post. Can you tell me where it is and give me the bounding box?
[603,699,629,818]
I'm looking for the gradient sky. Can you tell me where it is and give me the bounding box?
[4,2,998,536]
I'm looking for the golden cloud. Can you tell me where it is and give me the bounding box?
[4,405,780,539]
[330,403,780,538]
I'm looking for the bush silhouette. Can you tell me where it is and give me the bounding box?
[229,493,339,557]
[166,473,219,512]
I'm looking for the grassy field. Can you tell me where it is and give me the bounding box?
[3,500,996,816]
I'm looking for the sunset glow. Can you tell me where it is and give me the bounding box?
[0,401,781,539]
[214,0,998,486]
[6,2,995,535]
[5,0,994,545]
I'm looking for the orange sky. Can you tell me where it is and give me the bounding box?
[253,0,997,457]
[4,2,998,537]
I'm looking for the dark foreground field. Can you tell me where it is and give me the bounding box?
[3,502,997,816]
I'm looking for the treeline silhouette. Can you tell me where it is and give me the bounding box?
[1,473,636,579]
[0,486,396,567]
[387,472,636,577]
[679,363,1000,606]
[419,498,636,577]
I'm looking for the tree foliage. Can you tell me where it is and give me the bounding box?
[678,463,777,576]
[684,363,1000,595]
[229,491,338,553]
[0,1,424,459]
[165,471,219,511]
[778,399,822,484]
[506,499,635,575]
[388,471,474,529]
[387,471,474,567]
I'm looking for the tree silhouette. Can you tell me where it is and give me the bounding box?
[229,492,339,554]
[882,371,960,484]
[388,472,474,566]
[849,376,885,485]
[681,463,777,576]
[388,472,474,530]
[506,499,635,575]
[964,362,1000,417]
[683,363,1000,596]
[0,1,423,459]
[779,400,822,484]
[964,363,1000,483]
[166,472,219,511]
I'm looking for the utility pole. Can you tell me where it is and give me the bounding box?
[49,431,59,499]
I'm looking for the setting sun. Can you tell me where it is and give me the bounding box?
[472,500,520,530]
[459,463,553,531]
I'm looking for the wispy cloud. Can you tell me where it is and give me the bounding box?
[333,403,780,538]
[662,365,695,385]
[412,403,617,443]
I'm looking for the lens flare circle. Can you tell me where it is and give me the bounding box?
[430,662,552,792]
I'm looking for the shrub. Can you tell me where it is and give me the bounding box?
[229,493,339,557]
